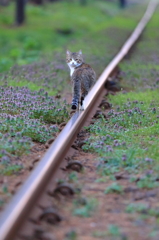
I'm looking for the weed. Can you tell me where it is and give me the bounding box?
[0,134,32,156]
[125,203,149,214]
[149,230,159,238]
[68,172,78,183]
[0,164,23,176]
[56,179,65,185]
[2,185,9,194]
[92,230,107,238]
[107,224,121,236]
[73,197,98,217]
[93,225,123,239]
[95,177,107,183]
[148,208,159,218]
[0,199,4,207]
[1,185,11,197]
[64,230,77,240]
[104,182,123,194]
[126,202,159,219]
[137,175,159,189]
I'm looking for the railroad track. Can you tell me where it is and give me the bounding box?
[0,0,158,239]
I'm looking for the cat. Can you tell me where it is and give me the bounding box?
[66,50,96,110]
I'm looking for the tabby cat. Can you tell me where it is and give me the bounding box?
[66,50,96,110]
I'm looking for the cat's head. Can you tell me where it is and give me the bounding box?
[66,50,83,68]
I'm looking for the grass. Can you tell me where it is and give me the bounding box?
[125,202,149,214]
[93,224,123,239]
[83,90,159,180]
[0,164,23,176]
[73,197,98,218]
[125,202,159,220]
[0,0,142,58]
[104,182,123,194]
[68,172,78,183]
[0,0,148,95]
[64,230,77,240]
[120,4,159,91]
[0,1,120,71]
[0,85,69,175]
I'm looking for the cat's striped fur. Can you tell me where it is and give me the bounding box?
[66,50,96,110]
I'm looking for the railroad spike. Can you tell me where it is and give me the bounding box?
[39,207,62,224]
[66,160,83,172]
[53,183,75,196]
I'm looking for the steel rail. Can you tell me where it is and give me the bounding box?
[0,0,158,239]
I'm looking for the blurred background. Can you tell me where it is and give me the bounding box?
[0,0,130,71]
[0,0,146,94]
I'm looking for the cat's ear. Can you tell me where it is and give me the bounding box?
[78,50,82,55]
[66,49,71,55]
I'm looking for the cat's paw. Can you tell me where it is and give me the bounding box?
[79,105,85,111]
[71,105,77,110]
[79,100,85,111]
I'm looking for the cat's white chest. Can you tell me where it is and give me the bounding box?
[69,66,75,77]
[67,60,81,77]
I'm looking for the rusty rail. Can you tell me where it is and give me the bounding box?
[0,0,158,239]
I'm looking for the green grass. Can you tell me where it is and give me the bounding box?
[93,224,122,239]
[4,80,58,96]
[83,89,159,181]
[0,0,148,96]
[0,164,23,176]
[0,1,148,63]
[104,182,123,194]
[125,202,159,221]
[0,1,120,71]
[120,4,159,91]
[0,0,147,74]
[73,197,98,218]
[0,85,69,175]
